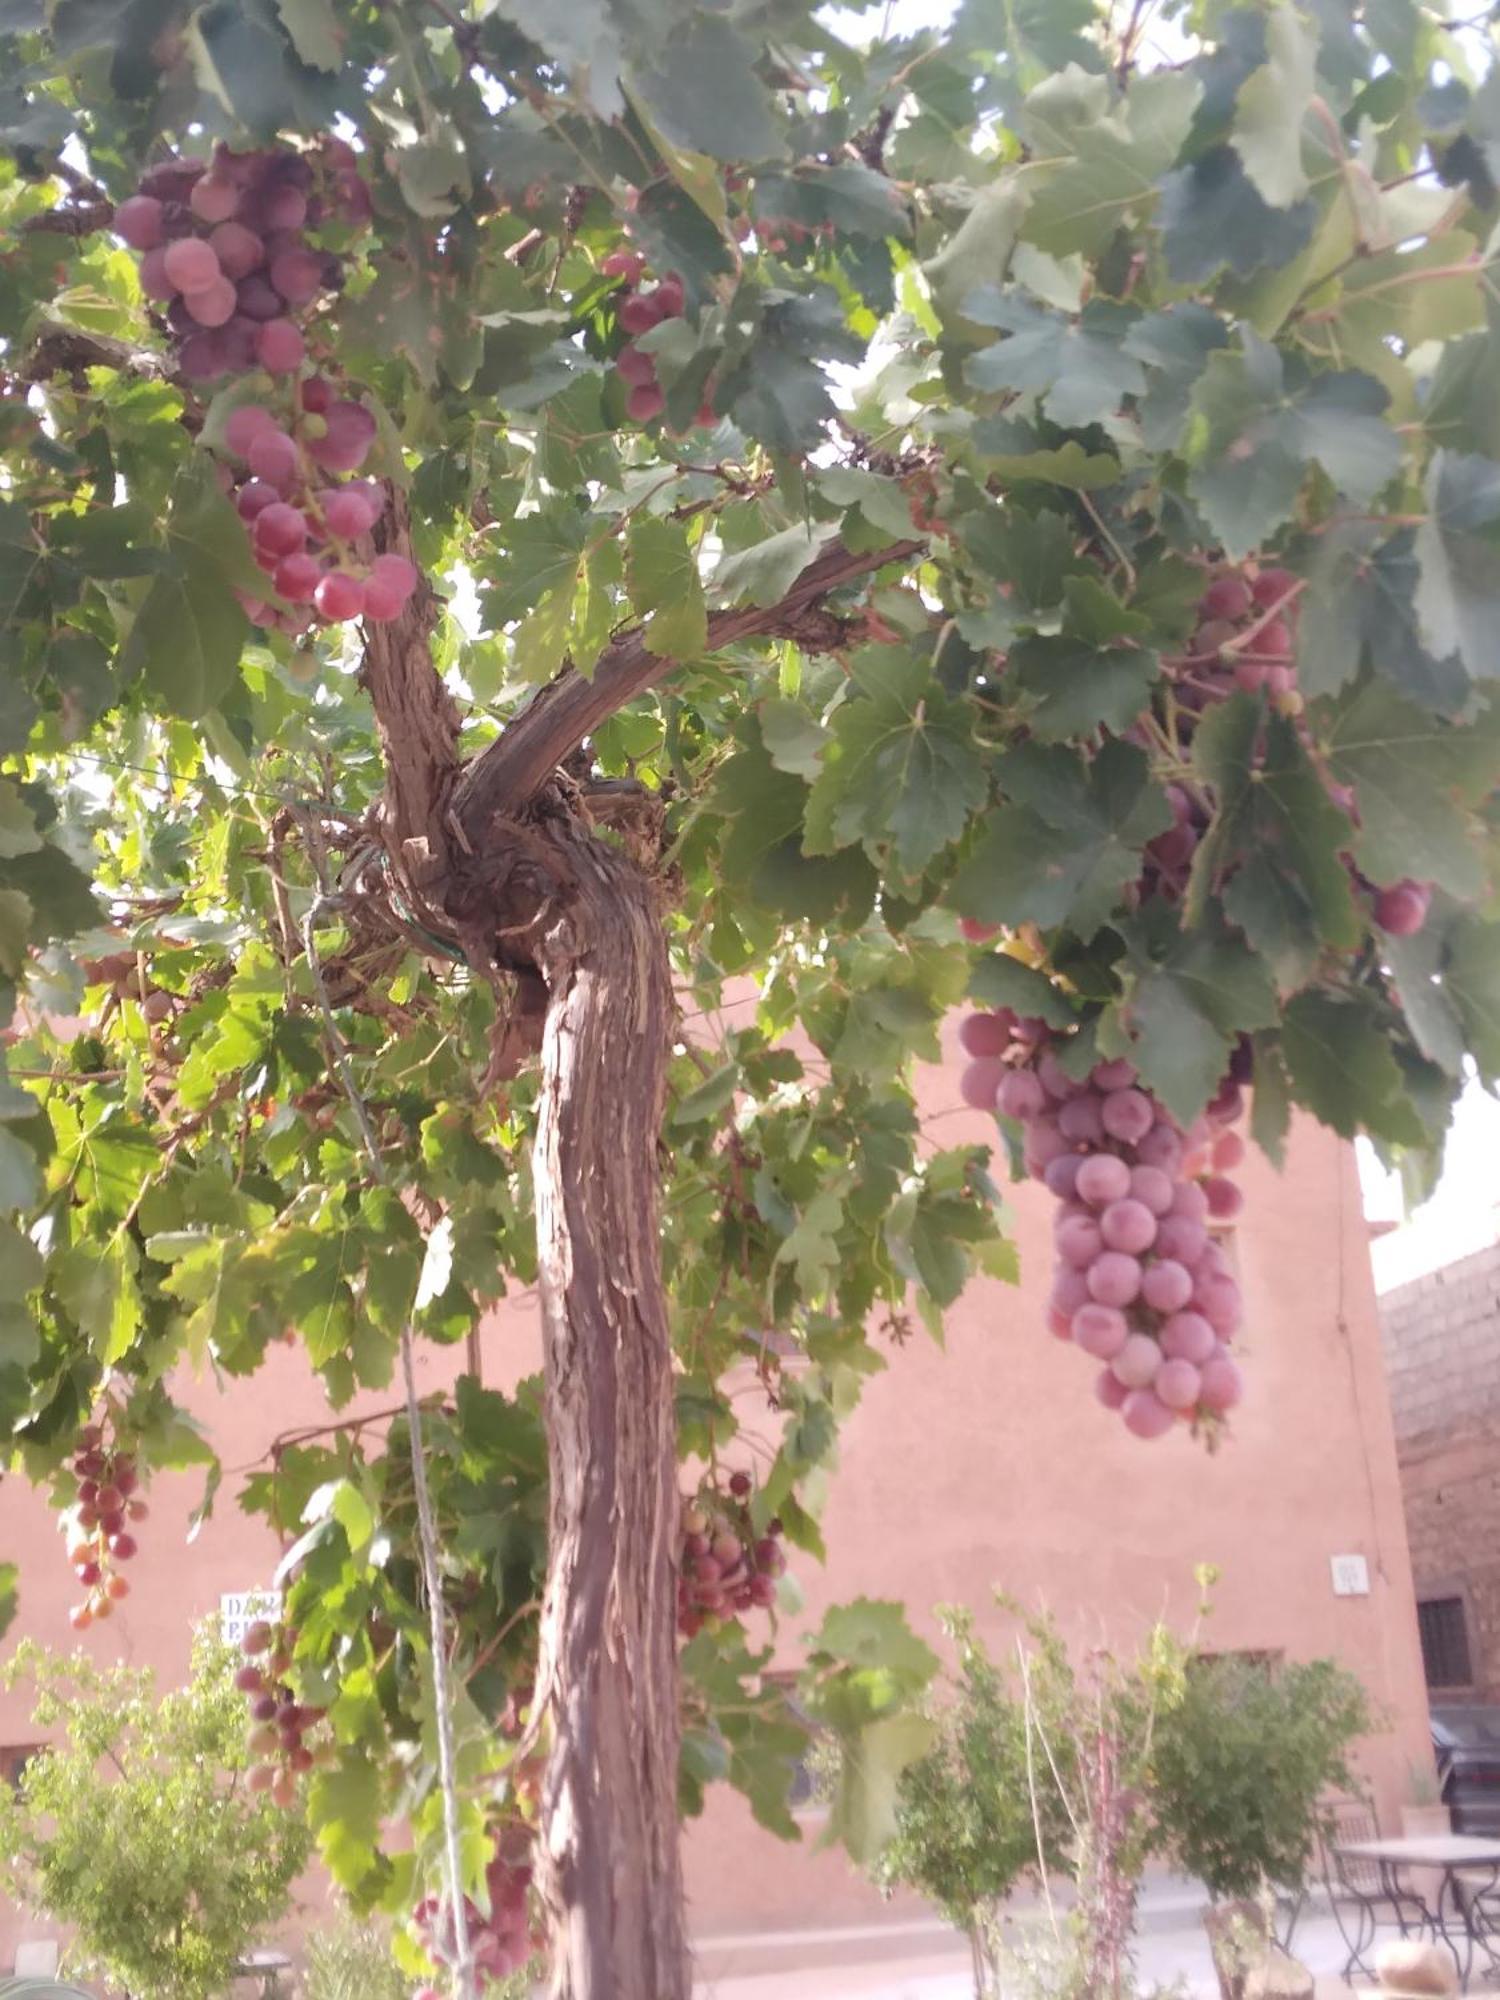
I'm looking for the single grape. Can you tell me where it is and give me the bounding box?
[959,916,1000,943]
[1058,1093,1104,1145]
[1155,1357,1202,1412]
[369,552,417,598]
[225,404,276,456]
[1211,1131,1245,1172]
[362,576,407,622]
[1128,1165,1175,1217]
[254,502,308,557]
[1043,1153,1082,1201]
[1100,1088,1154,1144]
[1203,1176,1244,1221]
[115,194,166,249]
[1195,617,1239,656]
[178,331,229,381]
[163,236,221,293]
[1073,1303,1128,1360]
[1100,1198,1158,1256]
[615,344,657,387]
[318,486,379,539]
[1051,1264,1091,1317]
[1111,1334,1163,1389]
[1088,1251,1143,1308]
[1075,1154,1131,1210]
[1055,1211,1104,1270]
[627,381,667,423]
[1090,1058,1138,1092]
[247,429,299,490]
[1140,1258,1194,1314]
[654,275,686,317]
[242,1620,273,1655]
[69,1605,93,1632]
[1095,1369,1129,1412]
[236,274,283,321]
[190,174,241,224]
[275,552,323,602]
[958,1011,1014,1060]
[1155,1215,1208,1266]
[1374,879,1431,936]
[308,401,376,472]
[263,185,309,231]
[1207,1079,1244,1126]
[75,1559,102,1588]
[1252,567,1296,607]
[208,221,265,280]
[269,245,325,305]
[236,480,280,520]
[619,291,665,335]
[1196,1273,1244,1338]
[1170,1180,1209,1225]
[235,1664,265,1693]
[996,1069,1045,1121]
[1160,1310,1216,1365]
[315,571,365,622]
[1199,1351,1244,1413]
[1199,575,1253,621]
[1036,1048,1079,1101]
[1136,1123,1184,1173]
[1233,657,1271,694]
[959,1058,1004,1111]
[601,248,648,280]
[1023,1118,1068,1177]
[255,318,306,373]
[1122,1389,1176,1440]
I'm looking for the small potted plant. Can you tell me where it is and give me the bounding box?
[1150,1654,1374,2000]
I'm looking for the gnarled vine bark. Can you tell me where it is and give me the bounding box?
[357,531,915,2000]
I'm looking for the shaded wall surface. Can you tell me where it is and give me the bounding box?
[0,1025,1432,1961]
[1381,1241,1500,1700]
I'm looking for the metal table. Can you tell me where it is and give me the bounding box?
[1337,1835,1500,1988]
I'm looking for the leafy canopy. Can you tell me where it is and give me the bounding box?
[0,0,1497,1918]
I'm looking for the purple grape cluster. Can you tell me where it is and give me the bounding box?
[958,1013,1249,1442]
[65,1419,147,1629]
[601,251,714,426]
[237,1617,329,1808]
[112,144,419,634]
[677,1471,787,1638]
[413,1829,540,1991]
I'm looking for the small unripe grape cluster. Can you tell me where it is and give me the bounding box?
[958,1013,1250,1442]
[113,144,420,635]
[238,1618,329,1808]
[602,251,710,426]
[65,1421,148,1630]
[412,1829,541,1992]
[677,1471,787,1638]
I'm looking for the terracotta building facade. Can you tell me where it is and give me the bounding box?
[0,1027,1437,1974]
[1379,1238,1500,1703]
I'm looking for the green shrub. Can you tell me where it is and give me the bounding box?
[1150,1655,1374,1901]
[0,1627,310,2000]
[303,1915,409,2000]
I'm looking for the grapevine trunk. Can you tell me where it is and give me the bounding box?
[529,826,688,2000]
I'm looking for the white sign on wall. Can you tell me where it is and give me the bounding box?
[1330,1555,1371,1598]
[220,1589,282,1648]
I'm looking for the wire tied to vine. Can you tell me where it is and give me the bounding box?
[297,854,477,2000]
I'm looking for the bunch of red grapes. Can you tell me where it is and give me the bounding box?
[237,1617,328,1808]
[957,1012,1249,1442]
[601,249,710,426]
[65,1421,147,1629]
[677,1471,787,1638]
[1163,562,1432,937]
[112,144,418,634]
[412,1828,541,1994]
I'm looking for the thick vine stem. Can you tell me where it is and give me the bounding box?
[527,820,686,2000]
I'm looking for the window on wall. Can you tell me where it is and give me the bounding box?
[1418,1596,1474,1690]
[0,1745,38,1789]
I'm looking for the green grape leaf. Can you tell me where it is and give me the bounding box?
[627,516,707,658]
[1414,450,1500,681]
[1232,2,1319,208]
[965,293,1146,428]
[1159,146,1317,285]
[1119,915,1279,1124]
[629,15,783,163]
[949,740,1172,939]
[1280,990,1426,1142]
[1321,678,1495,899]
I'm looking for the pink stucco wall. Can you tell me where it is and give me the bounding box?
[0,1017,1433,1966]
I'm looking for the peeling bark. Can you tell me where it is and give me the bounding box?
[529,826,686,2000]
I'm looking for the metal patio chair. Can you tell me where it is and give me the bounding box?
[1318,1795,1434,1982]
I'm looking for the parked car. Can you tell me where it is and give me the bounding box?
[1432,1706,1500,1835]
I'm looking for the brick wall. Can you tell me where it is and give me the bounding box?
[1380,1240,1500,1697]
